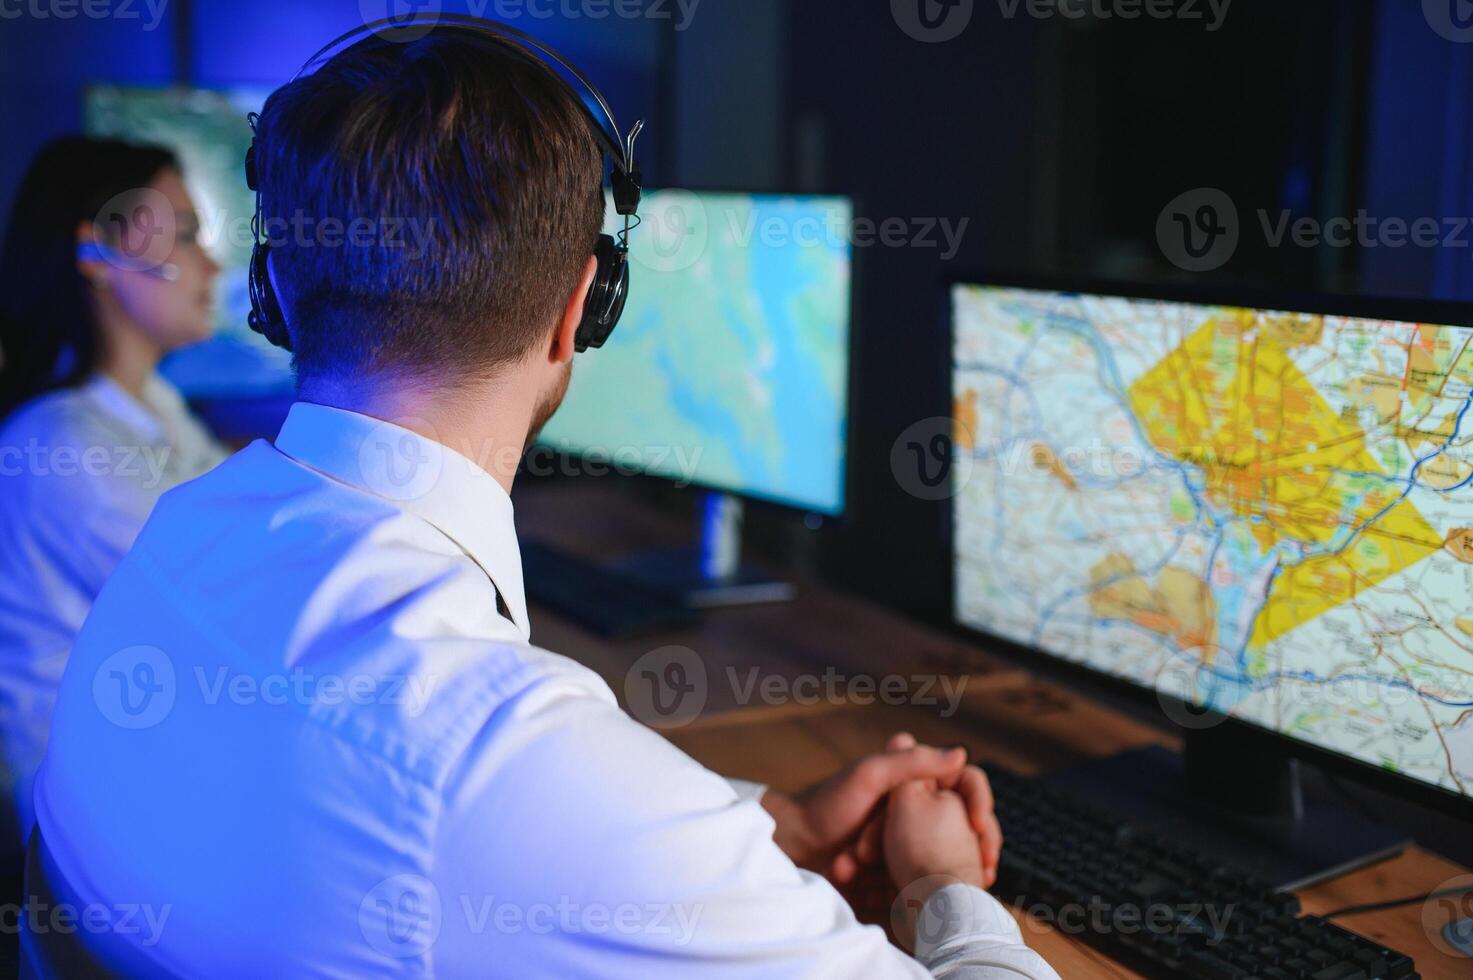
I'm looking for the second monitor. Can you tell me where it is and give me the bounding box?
[531,190,854,618]
[539,189,853,517]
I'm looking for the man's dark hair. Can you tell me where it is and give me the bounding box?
[254,28,606,384]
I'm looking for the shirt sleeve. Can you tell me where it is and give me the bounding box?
[432,670,1060,979]
[915,884,1062,979]
[724,778,768,804]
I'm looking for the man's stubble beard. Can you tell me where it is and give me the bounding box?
[527,360,573,448]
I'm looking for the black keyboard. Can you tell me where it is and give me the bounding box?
[986,767,1419,980]
[520,539,696,638]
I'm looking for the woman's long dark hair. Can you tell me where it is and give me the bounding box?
[0,137,179,419]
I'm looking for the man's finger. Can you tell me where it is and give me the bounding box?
[947,767,1003,885]
[983,811,1003,874]
[854,744,967,797]
[830,850,860,885]
[977,810,1003,888]
[854,810,885,864]
[886,731,917,753]
[952,766,996,836]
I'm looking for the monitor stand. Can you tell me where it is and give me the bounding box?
[612,493,797,609]
[1044,724,1410,892]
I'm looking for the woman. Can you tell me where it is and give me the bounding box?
[0,137,227,863]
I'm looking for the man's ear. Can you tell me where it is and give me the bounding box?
[550,255,600,365]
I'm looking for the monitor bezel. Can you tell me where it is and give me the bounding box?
[537,186,860,519]
[943,269,1473,820]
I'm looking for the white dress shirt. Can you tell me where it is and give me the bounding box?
[32,403,1058,978]
[0,372,225,863]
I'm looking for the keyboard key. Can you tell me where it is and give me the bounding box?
[1311,965,1368,980]
[1383,952,1415,978]
[1184,951,1251,979]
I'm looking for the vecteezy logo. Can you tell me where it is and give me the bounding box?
[1421,875,1473,957]
[630,189,709,274]
[624,646,708,729]
[1155,658,1229,731]
[357,418,443,502]
[892,0,974,42]
[359,0,442,41]
[380,435,430,488]
[891,875,981,952]
[92,646,176,730]
[910,435,952,489]
[1156,188,1240,272]
[1444,916,1473,956]
[648,665,696,715]
[891,417,975,501]
[90,188,177,276]
[360,874,442,959]
[1425,0,1473,42]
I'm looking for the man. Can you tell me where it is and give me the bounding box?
[30,27,1059,978]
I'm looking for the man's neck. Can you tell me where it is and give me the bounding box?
[298,371,535,494]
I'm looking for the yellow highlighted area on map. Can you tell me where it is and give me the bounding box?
[1089,555,1217,654]
[1446,528,1473,563]
[954,389,978,451]
[1125,315,1444,649]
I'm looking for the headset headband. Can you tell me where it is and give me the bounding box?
[294,13,644,215]
[244,14,641,354]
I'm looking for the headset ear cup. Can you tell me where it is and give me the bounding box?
[575,234,629,352]
[247,243,293,352]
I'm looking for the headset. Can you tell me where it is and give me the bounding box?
[243,13,644,354]
[76,241,181,282]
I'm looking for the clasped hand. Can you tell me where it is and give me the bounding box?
[762,731,1002,894]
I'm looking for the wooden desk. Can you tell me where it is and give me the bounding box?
[517,482,1030,722]
[517,484,1472,978]
[657,684,1471,979]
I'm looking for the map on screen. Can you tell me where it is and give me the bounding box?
[539,191,852,515]
[953,284,1473,797]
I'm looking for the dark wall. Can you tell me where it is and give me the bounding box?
[777,0,1040,619]
[766,0,1473,624]
[1027,2,1370,291]
[1362,0,1473,300]
[0,6,178,226]
[0,0,668,225]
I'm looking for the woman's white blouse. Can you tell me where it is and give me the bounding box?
[0,372,226,859]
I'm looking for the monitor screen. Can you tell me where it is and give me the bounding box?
[86,86,294,399]
[952,282,1473,800]
[539,190,853,516]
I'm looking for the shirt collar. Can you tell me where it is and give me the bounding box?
[272,402,530,641]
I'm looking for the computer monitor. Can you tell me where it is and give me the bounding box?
[538,189,853,517]
[950,278,1473,881]
[86,85,294,403]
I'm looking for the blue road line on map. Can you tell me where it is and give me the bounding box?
[1185,664,1473,710]
[1318,390,1473,562]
